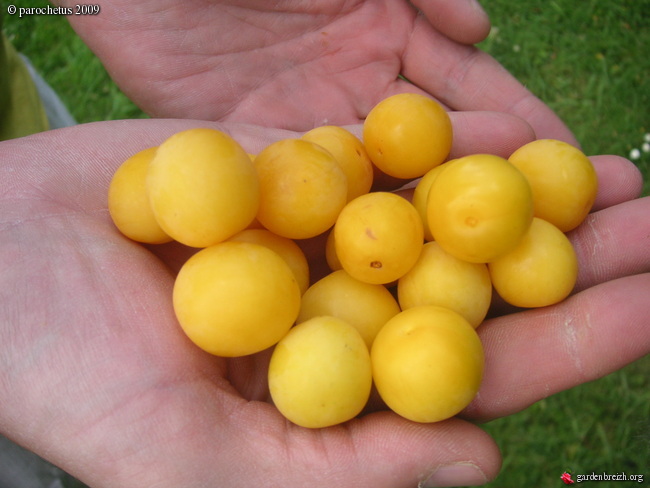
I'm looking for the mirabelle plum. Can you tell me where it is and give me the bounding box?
[371,306,484,423]
[411,164,448,241]
[363,93,452,179]
[297,270,400,348]
[227,228,310,295]
[508,139,598,231]
[302,125,373,201]
[254,139,348,239]
[146,128,259,248]
[334,192,424,284]
[173,241,300,357]
[488,217,578,307]
[427,154,534,263]
[268,316,372,428]
[108,147,172,244]
[398,242,491,328]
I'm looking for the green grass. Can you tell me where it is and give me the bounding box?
[476,3,650,485]
[480,357,650,487]
[3,2,650,487]
[3,0,145,122]
[478,0,650,195]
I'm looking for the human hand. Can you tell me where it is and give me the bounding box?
[1,117,646,488]
[56,0,576,144]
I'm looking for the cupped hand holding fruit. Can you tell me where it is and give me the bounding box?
[61,0,577,145]
[1,118,648,488]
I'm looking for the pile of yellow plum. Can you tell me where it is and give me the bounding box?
[108,93,598,428]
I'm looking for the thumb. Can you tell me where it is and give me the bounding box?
[321,412,500,487]
[411,0,492,45]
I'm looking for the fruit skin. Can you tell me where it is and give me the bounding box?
[108,147,173,244]
[398,241,492,328]
[488,217,579,308]
[301,125,374,201]
[254,138,348,239]
[334,191,424,285]
[227,228,310,295]
[411,164,448,241]
[297,269,401,348]
[427,154,534,263]
[363,93,453,179]
[268,316,372,428]
[371,305,484,423]
[173,241,301,357]
[324,228,342,272]
[146,128,259,248]
[508,139,598,232]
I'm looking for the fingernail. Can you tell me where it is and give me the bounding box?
[420,462,487,488]
[468,0,488,16]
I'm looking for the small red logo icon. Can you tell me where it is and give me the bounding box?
[561,472,575,484]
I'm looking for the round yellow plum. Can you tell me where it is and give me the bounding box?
[108,147,172,244]
[268,316,372,428]
[173,241,301,357]
[254,139,348,239]
[363,93,453,179]
[398,241,492,328]
[488,217,579,308]
[411,164,447,241]
[297,269,401,348]
[324,229,343,272]
[508,139,598,232]
[301,125,374,201]
[371,306,484,423]
[146,128,259,248]
[227,228,310,295]
[427,154,534,263]
[334,192,424,284]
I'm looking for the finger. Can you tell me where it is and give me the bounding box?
[202,411,500,488]
[325,413,500,487]
[465,273,650,422]
[411,0,492,45]
[570,196,650,292]
[232,410,500,487]
[447,110,535,159]
[589,155,644,210]
[401,21,579,146]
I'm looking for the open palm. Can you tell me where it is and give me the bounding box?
[1,119,647,487]
[60,0,576,143]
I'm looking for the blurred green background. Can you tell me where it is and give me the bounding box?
[478,0,649,196]
[3,0,649,486]
[476,3,650,485]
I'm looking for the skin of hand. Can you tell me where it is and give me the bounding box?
[0,117,647,488]
[53,0,577,144]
